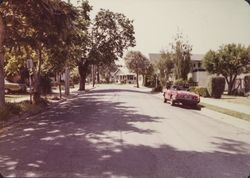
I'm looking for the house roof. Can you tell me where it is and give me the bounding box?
[113,66,136,76]
[191,54,204,61]
[148,53,204,62]
[149,53,161,63]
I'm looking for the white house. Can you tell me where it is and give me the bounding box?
[190,54,209,87]
[149,53,209,87]
[112,66,137,84]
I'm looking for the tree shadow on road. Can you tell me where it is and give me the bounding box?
[89,88,151,95]
[0,91,250,177]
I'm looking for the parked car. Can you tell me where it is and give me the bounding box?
[5,79,27,94]
[163,85,200,107]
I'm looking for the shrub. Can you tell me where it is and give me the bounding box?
[189,86,195,92]
[188,77,198,87]
[174,79,187,86]
[0,107,10,120]
[0,103,22,120]
[5,103,22,115]
[195,87,210,97]
[207,76,225,98]
[19,100,46,115]
[152,85,163,92]
[165,81,173,89]
[244,75,250,93]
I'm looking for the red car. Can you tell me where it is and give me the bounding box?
[163,85,200,107]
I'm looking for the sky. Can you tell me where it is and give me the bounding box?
[70,0,250,57]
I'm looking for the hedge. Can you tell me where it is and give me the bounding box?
[189,86,210,97]
[207,76,225,98]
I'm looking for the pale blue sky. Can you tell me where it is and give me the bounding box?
[70,0,250,56]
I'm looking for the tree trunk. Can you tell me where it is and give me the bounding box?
[59,74,62,99]
[0,16,5,107]
[92,65,95,87]
[64,66,70,96]
[227,75,237,95]
[33,48,42,104]
[78,61,89,91]
[97,65,100,84]
[136,72,139,88]
[142,74,145,86]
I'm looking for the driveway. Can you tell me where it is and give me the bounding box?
[0,84,250,177]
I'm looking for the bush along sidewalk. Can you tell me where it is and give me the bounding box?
[0,99,48,129]
[207,76,225,98]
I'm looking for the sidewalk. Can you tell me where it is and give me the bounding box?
[200,97,250,115]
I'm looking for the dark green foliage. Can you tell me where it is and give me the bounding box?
[188,77,197,87]
[207,77,225,98]
[125,51,149,88]
[156,51,174,86]
[40,74,52,95]
[5,102,22,115]
[0,102,22,120]
[174,79,188,87]
[171,32,192,80]
[203,44,250,95]
[152,85,163,93]
[0,106,10,120]
[165,81,173,89]
[189,86,210,97]
[244,75,250,93]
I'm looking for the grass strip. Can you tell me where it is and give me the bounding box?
[200,102,250,122]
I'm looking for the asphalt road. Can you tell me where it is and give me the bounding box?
[0,84,250,178]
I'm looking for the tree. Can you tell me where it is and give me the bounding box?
[171,32,192,80]
[144,62,155,87]
[0,0,78,104]
[156,51,174,86]
[0,15,4,107]
[125,51,149,88]
[99,61,118,83]
[203,43,250,95]
[77,8,136,90]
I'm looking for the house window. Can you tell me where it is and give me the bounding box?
[198,62,201,68]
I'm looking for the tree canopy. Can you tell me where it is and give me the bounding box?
[0,0,78,105]
[155,51,174,86]
[170,32,192,80]
[203,43,250,95]
[125,51,149,88]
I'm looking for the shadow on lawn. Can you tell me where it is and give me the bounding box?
[0,89,250,177]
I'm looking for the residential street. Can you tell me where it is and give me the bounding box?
[0,84,250,178]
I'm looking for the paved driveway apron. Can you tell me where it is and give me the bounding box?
[0,85,250,178]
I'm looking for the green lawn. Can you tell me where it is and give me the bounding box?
[220,95,250,106]
[5,94,30,103]
[200,102,250,122]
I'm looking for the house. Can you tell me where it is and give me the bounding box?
[149,53,209,87]
[190,54,208,87]
[112,66,137,84]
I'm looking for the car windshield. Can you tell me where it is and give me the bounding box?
[172,86,188,91]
